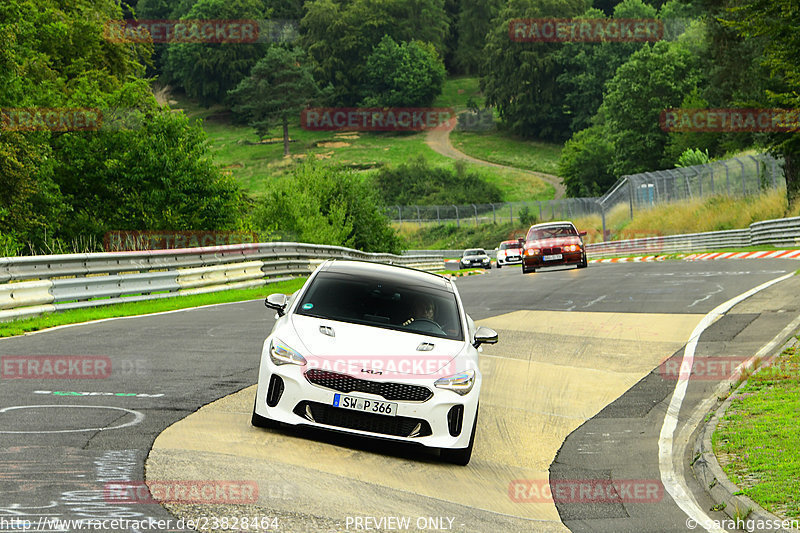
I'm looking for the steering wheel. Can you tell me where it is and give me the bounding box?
[407,318,445,334]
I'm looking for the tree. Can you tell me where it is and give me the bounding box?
[556,1,655,135]
[452,0,503,75]
[52,107,244,238]
[481,0,590,141]
[558,125,615,197]
[301,0,448,106]
[229,47,326,156]
[599,40,703,176]
[360,36,446,108]
[161,0,270,106]
[371,156,502,205]
[722,0,800,206]
[255,162,403,253]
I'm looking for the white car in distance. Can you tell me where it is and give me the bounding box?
[252,259,498,465]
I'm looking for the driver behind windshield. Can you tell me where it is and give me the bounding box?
[403,296,436,326]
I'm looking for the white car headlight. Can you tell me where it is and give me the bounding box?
[269,339,307,366]
[434,369,476,395]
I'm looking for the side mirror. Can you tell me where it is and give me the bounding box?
[473,326,498,348]
[579,230,587,236]
[265,293,288,317]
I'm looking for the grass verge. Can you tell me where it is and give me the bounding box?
[449,129,563,176]
[0,278,307,338]
[713,340,800,519]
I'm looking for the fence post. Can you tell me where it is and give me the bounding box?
[436,205,440,224]
[601,206,607,242]
[397,205,402,225]
[416,205,421,227]
[491,203,496,224]
[736,157,746,196]
[472,204,478,226]
[627,178,634,219]
[509,204,513,224]
[452,205,459,228]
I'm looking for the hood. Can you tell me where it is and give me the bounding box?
[526,236,582,247]
[286,314,468,377]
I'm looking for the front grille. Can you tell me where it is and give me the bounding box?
[542,247,562,255]
[294,401,432,438]
[305,368,433,402]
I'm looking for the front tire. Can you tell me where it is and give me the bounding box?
[577,254,588,269]
[440,406,478,466]
[522,264,536,274]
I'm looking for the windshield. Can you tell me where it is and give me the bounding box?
[295,272,463,340]
[500,242,521,250]
[527,225,578,240]
[464,249,485,256]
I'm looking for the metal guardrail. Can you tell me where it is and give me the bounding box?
[585,229,751,258]
[0,243,444,322]
[405,215,800,260]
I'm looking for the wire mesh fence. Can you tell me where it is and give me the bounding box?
[385,154,785,238]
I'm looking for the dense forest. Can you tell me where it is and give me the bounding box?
[1,0,797,254]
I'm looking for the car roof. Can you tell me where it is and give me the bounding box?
[318,259,453,291]
[501,239,521,244]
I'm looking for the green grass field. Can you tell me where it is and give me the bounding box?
[713,341,800,518]
[432,76,485,109]
[450,130,563,176]
[170,78,559,202]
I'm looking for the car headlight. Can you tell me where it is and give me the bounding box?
[434,369,476,395]
[269,339,307,366]
[525,248,540,256]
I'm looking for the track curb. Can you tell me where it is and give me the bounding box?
[691,335,800,533]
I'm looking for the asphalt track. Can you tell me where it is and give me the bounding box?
[1,259,799,533]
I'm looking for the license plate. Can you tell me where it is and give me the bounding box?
[543,254,563,261]
[333,394,397,417]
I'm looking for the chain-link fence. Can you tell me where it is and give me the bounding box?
[385,154,785,239]
[383,198,602,227]
[597,153,784,237]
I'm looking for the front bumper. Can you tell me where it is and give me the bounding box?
[522,251,584,268]
[254,358,480,450]
[497,255,522,266]
[460,260,491,269]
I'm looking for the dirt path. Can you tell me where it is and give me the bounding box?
[425,118,566,199]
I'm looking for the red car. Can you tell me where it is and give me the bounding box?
[521,221,588,274]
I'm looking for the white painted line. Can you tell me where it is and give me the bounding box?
[658,271,793,533]
[0,405,145,434]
